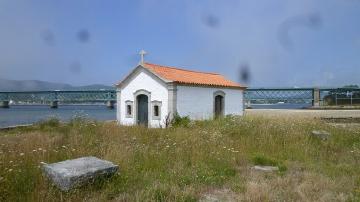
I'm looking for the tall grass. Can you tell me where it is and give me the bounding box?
[0,115,359,201]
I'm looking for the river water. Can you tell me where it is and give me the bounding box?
[0,103,311,128]
[0,105,116,128]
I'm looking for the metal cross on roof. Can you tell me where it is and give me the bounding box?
[139,50,147,64]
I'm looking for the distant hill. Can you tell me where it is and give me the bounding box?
[0,79,115,91]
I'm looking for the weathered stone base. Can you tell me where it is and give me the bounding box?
[0,101,9,108]
[106,100,115,109]
[50,101,58,108]
[42,156,119,191]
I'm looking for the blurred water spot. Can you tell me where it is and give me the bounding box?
[203,14,220,28]
[77,29,90,43]
[278,13,322,50]
[69,62,82,74]
[238,63,251,84]
[41,30,55,46]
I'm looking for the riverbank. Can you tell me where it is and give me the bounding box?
[2,108,359,129]
[0,124,33,131]
[308,105,360,110]
[246,109,360,118]
[0,115,359,201]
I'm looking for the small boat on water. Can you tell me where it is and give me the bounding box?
[277,101,285,104]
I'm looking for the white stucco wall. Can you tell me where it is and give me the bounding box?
[176,85,244,119]
[117,69,168,128]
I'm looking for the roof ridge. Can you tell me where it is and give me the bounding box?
[144,62,221,76]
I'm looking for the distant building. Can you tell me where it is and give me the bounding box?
[116,62,246,128]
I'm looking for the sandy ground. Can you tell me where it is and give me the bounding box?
[246,109,360,118]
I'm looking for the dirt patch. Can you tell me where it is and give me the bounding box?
[236,165,350,202]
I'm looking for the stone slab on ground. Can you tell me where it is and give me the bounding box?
[311,130,331,140]
[42,156,119,191]
[200,189,238,202]
[253,165,279,172]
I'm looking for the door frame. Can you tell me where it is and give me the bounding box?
[133,89,151,126]
[213,90,225,118]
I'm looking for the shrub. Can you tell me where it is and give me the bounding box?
[252,153,278,166]
[171,112,191,128]
[37,118,60,129]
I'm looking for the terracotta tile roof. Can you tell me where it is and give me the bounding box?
[143,63,246,89]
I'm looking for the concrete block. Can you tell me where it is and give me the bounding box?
[42,156,119,191]
[311,130,331,140]
[253,165,279,172]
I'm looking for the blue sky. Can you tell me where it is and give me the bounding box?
[0,0,359,87]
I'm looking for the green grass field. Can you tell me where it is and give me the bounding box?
[0,115,359,201]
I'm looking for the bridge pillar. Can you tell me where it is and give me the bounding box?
[106,100,115,109]
[50,101,58,108]
[312,88,320,107]
[0,101,9,108]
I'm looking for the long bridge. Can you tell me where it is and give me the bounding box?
[0,88,359,108]
[0,90,116,108]
[244,88,360,106]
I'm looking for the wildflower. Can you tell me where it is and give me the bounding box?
[40,162,46,165]
[8,169,13,172]
[38,148,42,151]
[166,145,170,148]
[32,150,37,152]
[72,149,76,151]
[61,145,67,149]
[20,153,25,156]
[9,161,13,164]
